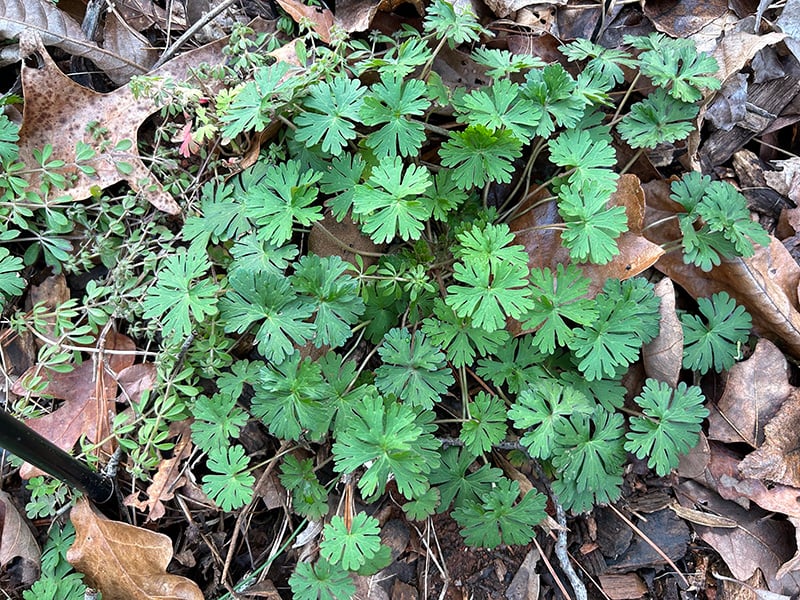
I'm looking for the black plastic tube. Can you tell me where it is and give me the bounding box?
[0,407,115,504]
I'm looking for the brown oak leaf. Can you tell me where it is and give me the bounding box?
[68,498,203,600]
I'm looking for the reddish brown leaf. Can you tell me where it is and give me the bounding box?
[16,32,230,215]
[707,338,794,446]
[274,0,333,43]
[643,0,728,38]
[0,490,40,570]
[67,498,203,600]
[642,278,683,387]
[11,332,137,479]
[643,178,800,359]
[123,421,193,521]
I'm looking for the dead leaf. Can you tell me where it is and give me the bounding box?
[642,278,683,387]
[676,480,800,595]
[708,338,793,446]
[506,548,540,600]
[0,0,152,83]
[68,498,203,600]
[643,0,728,38]
[16,32,231,215]
[11,331,137,479]
[739,389,800,487]
[776,0,800,64]
[274,0,333,43]
[712,29,787,84]
[598,574,647,600]
[308,211,385,269]
[0,490,40,571]
[123,420,193,521]
[643,178,800,359]
[26,273,70,342]
[764,158,800,205]
[102,11,158,74]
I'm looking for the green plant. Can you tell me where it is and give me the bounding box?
[0,1,771,595]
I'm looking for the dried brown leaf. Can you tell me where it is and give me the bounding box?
[676,480,800,595]
[0,490,40,570]
[67,498,203,600]
[11,332,137,478]
[102,11,158,73]
[739,390,800,487]
[123,421,193,521]
[274,0,333,43]
[642,278,683,387]
[708,338,793,445]
[712,29,787,84]
[644,0,728,38]
[17,32,229,215]
[0,0,152,83]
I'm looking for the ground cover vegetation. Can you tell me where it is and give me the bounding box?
[0,0,787,597]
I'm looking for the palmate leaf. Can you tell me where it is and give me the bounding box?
[320,513,382,571]
[552,408,626,512]
[560,39,637,86]
[523,63,586,137]
[522,264,598,353]
[279,455,329,520]
[697,181,770,255]
[201,444,255,512]
[422,0,485,48]
[460,391,507,455]
[681,292,751,374]
[439,125,523,190]
[446,259,533,332]
[243,159,324,246]
[422,298,510,368]
[141,247,220,341]
[617,89,699,149]
[476,335,548,393]
[253,352,332,442]
[454,79,541,143]
[352,156,433,243]
[625,379,708,476]
[289,558,355,600]
[294,76,366,156]
[508,378,593,459]
[219,270,315,364]
[455,222,529,270]
[375,328,453,409]
[471,47,545,77]
[321,153,366,220]
[333,394,441,501]
[429,447,503,511]
[451,479,546,548]
[548,128,618,190]
[221,62,299,137]
[291,254,364,348]
[228,234,299,277]
[190,393,248,455]
[182,181,250,246]
[557,182,628,265]
[425,169,469,221]
[361,75,430,157]
[569,278,659,381]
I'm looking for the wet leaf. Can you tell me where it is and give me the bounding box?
[67,498,203,600]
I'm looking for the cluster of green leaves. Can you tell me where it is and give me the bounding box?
[1,1,772,596]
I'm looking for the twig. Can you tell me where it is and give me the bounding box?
[554,500,588,600]
[152,0,241,69]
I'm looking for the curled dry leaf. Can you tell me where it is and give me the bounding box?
[16,32,230,215]
[707,338,794,446]
[711,30,787,84]
[643,178,800,359]
[642,278,683,387]
[68,498,203,600]
[0,0,152,83]
[0,490,40,572]
[738,389,800,487]
[10,331,137,479]
[123,420,193,521]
